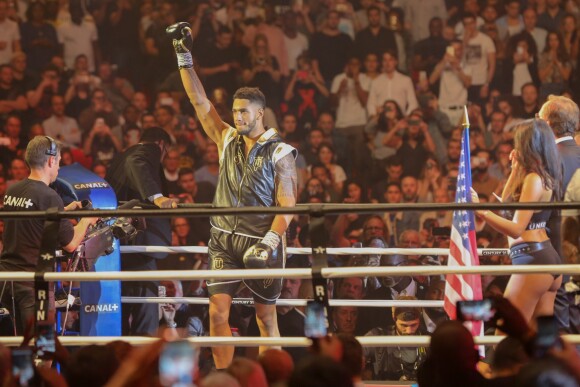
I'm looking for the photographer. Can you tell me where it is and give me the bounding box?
[26,64,65,120]
[395,113,436,178]
[82,117,122,167]
[471,149,501,199]
[284,54,329,128]
[429,40,472,126]
[242,34,282,110]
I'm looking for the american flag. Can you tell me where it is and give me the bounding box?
[443,113,483,337]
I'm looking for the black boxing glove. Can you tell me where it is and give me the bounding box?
[166,22,193,69]
[243,230,281,269]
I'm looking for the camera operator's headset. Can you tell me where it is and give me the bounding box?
[45,136,57,157]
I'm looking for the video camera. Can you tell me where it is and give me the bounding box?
[72,199,142,271]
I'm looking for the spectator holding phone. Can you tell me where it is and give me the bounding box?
[312,143,346,194]
[429,40,472,126]
[365,99,404,168]
[504,34,539,97]
[538,31,572,99]
[417,157,444,202]
[471,119,562,324]
[284,54,329,128]
[242,34,282,112]
[82,117,122,167]
[396,113,436,178]
[26,64,64,120]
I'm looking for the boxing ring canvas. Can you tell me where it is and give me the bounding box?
[56,163,121,336]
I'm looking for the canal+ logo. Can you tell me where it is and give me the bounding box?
[84,303,120,313]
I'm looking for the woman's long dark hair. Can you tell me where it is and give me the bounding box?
[341,179,370,203]
[508,118,562,200]
[544,31,570,63]
[377,100,404,133]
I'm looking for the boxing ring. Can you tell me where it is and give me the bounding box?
[1,200,580,348]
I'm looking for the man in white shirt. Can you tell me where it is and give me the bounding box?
[367,50,418,117]
[42,95,81,148]
[57,3,99,72]
[462,13,496,105]
[429,40,472,126]
[331,56,370,172]
[0,0,20,65]
[523,8,547,54]
[282,11,308,72]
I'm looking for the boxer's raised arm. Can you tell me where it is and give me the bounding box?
[167,22,229,151]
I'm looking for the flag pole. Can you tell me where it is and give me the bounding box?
[462,105,470,129]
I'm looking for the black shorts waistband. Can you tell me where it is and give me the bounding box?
[509,240,552,258]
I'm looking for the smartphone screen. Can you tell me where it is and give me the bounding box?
[446,45,455,57]
[304,301,327,338]
[159,341,196,387]
[35,321,55,357]
[11,348,34,387]
[456,299,495,322]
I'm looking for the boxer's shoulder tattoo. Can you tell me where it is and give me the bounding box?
[275,153,297,201]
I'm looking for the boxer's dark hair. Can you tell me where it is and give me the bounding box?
[140,127,171,144]
[233,87,266,108]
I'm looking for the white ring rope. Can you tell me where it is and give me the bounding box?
[0,264,579,282]
[121,297,445,308]
[120,246,510,256]
[2,335,580,347]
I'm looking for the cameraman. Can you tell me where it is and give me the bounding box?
[0,136,97,334]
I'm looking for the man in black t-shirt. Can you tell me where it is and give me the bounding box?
[310,11,354,84]
[0,136,97,333]
[196,26,243,98]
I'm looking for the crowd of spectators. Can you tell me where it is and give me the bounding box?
[3,297,580,386]
[0,0,580,383]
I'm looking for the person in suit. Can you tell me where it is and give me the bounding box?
[105,127,178,335]
[538,95,580,333]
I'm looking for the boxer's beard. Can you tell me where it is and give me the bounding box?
[236,116,258,136]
